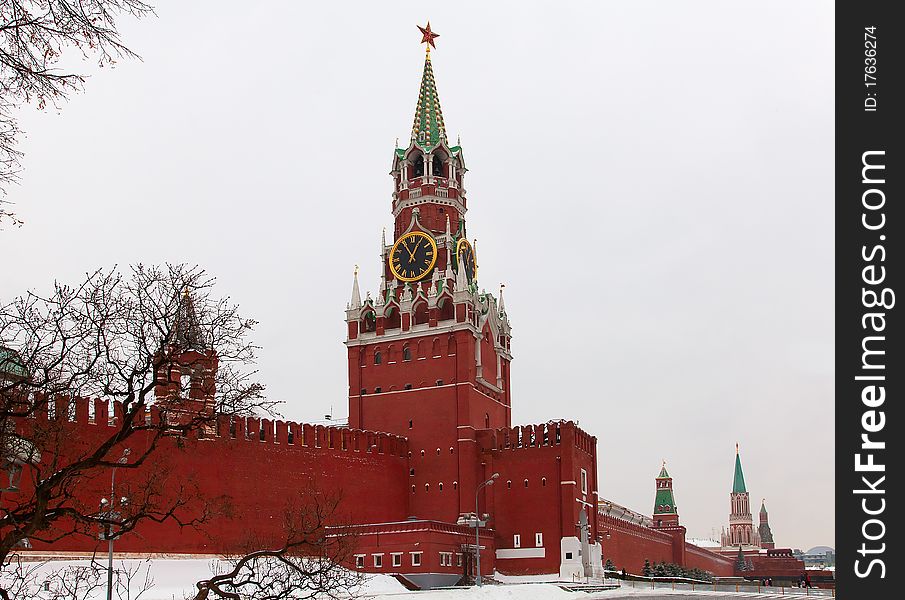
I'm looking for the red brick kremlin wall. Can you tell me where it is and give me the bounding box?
[8,397,739,580]
[599,514,735,577]
[10,398,409,555]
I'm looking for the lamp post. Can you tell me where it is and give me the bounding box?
[1,429,41,549]
[103,448,130,600]
[474,472,499,587]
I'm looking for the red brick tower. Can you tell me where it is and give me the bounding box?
[155,290,218,421]
[652,462,679,528]
[721,444,759,548]
[651,461,687,567]
[345,36,512,523]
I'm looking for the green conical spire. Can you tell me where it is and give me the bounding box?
[411,52,447,148]
[760,500,767,514]
[732,444,747,494]
[653,461,677,515]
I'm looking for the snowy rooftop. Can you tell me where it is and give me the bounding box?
[687,538,721,549]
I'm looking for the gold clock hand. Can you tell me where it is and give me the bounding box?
[405,240,418,262]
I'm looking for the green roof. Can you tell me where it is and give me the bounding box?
[654,488,677,515]
[0,346,27,379]
[733,449,747,494]
[410,54,447,148]
[653,462,676,515]
[760,500,768,514]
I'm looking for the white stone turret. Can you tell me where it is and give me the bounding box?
[455,253,469,292]
[349,266,362,310]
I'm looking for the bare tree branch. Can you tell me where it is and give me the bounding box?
[192,494,363,600]
[0,1,155,222]
[0,264,269,598]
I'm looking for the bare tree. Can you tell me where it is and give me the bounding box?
[0,263,271,600]
[192,495,363,600]
[1,1,155,224]
[0,552,43,598]
[0,553,155,599]
[115,557,154,600]
[38,562,105,599]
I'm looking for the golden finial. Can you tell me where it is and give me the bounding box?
[354,264,359,276]
[736,442,739,454]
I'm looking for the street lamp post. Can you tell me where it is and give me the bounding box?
[474,472,499,587]
[2,429,41,549]
[103,448,130,600]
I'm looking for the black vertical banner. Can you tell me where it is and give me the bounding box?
[837,3,902,597]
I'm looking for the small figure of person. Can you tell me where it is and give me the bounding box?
[621,568,627,580]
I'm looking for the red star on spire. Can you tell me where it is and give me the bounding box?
[418,22,439,50]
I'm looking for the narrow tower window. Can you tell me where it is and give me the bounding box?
[432,155,444,178]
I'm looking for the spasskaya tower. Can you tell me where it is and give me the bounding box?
[344,23,513,522]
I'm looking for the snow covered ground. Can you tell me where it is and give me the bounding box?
[1,558,832,600]
[2,558,609,600]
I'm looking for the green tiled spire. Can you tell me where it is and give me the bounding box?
[760,500,768,514]
[411,53,447,148]
[733,444,747,494]
[653,462,677,515]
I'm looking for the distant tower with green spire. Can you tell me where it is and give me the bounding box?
[720,444,761,549]
[653,461,680,528]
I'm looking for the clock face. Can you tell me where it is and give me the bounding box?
[389,231,438,282]
[456,238,477,282]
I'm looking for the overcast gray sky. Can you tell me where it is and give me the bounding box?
[1,1,834,551]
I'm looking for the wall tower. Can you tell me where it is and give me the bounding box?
[154,290,218,422]
[758,499,775,549]
[652,461,679,528]
[345,26,512,523]
[721,444,760,548]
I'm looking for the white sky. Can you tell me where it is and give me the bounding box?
[0,1,833,552]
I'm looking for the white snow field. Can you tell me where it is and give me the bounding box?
[1,558,832,599]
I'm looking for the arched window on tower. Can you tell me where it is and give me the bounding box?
[438,298,454,322]
[432,155,444,178]
[374,351,382,365]
[413,301,429,325]
[385,307,401,330]
[413,155,425,178]
[361,311,376,333]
